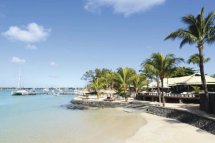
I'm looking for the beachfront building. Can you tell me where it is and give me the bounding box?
[163,73,215,93]
[137,74,215,103]
[147,73,215,93]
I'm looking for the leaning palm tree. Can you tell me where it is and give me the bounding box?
[165,8,215,112]
[90,78,105,99]
[132,74,146,97]
[188,53,210,67]
[143,53,183,106]
[115,67,134,102]
[142,63,161,102]
[103,71,116,90]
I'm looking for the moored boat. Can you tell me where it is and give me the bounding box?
[12,89,29,96]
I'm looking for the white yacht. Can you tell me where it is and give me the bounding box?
[12,89,29,96]
[11,68,30,96]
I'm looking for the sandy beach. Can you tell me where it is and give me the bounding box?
[126,112,215,143]
[72,97,215,142]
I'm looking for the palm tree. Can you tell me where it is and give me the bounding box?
[132,74,146,98]
[142,63,161,102]
[188,53,210,67]
[103,71,116,90]
[169,66,195,77]
[143,53,183,106]
[115,67,134,102]
[90,78,105,99]
[165,8,215,112]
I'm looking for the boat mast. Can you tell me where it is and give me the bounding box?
[17,66,22,89]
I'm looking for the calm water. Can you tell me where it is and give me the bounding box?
[0,90,145,143]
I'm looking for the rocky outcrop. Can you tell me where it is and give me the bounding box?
[70,100,130,108]
[67,104,89,110]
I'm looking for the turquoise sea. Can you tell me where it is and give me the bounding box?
[0,90,144,143]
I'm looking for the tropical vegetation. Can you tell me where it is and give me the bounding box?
[192,86,201,95]
[115,67,136,101]
[90,78,105,99]
[169,66,195,78]
[165,7,215,112]
[80,7,215,113]
[142,53,183,106]
[188,54,210,67]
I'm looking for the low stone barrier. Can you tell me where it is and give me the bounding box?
[71,100,130,108]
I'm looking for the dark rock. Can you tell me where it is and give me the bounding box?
[71,100,129,108]
[67,104,89,110]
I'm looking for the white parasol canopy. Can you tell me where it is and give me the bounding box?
[79,89,90,94]
[99,89,117,94]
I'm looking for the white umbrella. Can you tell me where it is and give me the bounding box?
[79,89,90,94]
[99,89,106,93]
[102,89,117,98]
[99,89,117,94]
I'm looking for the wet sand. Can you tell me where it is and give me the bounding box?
[0,107,145,143]
[77,108,145,143]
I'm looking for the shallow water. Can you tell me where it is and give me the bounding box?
[0,90,145,143]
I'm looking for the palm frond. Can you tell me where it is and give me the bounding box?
[180,38,191,48]
[165,29,197,44]
[207,27,215,44]
[165,7,215,48]
[187,53,210,65]
[182,15,201,36]
[204,11,215,28]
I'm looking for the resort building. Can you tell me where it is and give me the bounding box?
[149,73,215,93]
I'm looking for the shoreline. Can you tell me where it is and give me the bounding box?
[70,97,215,135]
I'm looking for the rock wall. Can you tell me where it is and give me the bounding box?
[146,106,215,135]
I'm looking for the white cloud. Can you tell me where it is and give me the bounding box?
[11,57,26,64]
[2,23,50,49]
[84,0,166,16]
[50,62,58,67]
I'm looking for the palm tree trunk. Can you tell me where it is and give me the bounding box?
[125,91,128,102]
[198,42,210,113]
[124,84,128,102]
[161,78,165,107]
[156,78,161,103]
[111,82,114,90]
[146,80,149,91]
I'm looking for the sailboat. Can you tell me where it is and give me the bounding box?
[12,68,29,96]
[12,89,29,96]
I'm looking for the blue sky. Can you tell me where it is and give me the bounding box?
[0,0,214,87]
